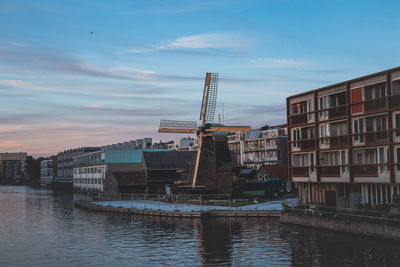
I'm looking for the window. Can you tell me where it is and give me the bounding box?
[397,148,400,171]
[396,114,400,137]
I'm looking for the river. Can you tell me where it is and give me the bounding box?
[0,186,399,266]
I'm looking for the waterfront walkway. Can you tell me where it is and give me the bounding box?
[92,198,297,212]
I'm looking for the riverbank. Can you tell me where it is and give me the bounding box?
[281,207,400,240]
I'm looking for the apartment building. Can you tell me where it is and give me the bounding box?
[73,149,168,192]
[0,152,27,184]
[40,159,54,186]
[287,67,400,208]
[228,126,288,169]
[56,147,100,181]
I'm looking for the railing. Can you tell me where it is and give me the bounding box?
[328,105,347,119]
[353,164,378,177]
[329,135,348,148]
[364,97,386,114]
[73,192,263,212]
[290,113,308,126]
[300,139,315,150]
[365,131,387,144]
[318,165,341,177]
[389,94,400,109]
[292,167,309,177]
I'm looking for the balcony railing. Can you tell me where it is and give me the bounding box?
[318,166,341,177]
[328,105,347,119]
[389,94,400,109]
[290,113,308,126]
[365,131,387,144]
[353,164,378,177]
[329,135,348,148]
[364,97,386,114]
[292,167,309,177]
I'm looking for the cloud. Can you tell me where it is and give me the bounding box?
[250,58,308,68]
[126,32,250,55]
[0,43,203,85]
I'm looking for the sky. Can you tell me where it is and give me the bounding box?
[1,0,400,157]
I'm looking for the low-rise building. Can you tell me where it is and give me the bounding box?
[0,152,27,184]
[73,149,168,192]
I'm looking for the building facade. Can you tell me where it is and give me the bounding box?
[287,67,400,208]
[40,159,54,186]
[56,147,100,181]
[228,126,288,169]
[72,149,168,192]
[0,152,27,184]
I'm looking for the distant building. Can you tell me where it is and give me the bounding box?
[100,138,153,151]
[40,159,54,186]
[0,152,27,184]
[228,125,288,169]
[56,147,100,181]
[73,149,168,192]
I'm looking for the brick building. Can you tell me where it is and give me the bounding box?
[287,67,400,208]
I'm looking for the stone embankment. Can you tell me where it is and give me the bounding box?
[281,211,400,240]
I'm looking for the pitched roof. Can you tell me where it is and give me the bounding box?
[143,151,194,170]
[111,171,148,185]
[258,164,288,179]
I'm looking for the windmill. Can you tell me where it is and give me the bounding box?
[159,73,250,192]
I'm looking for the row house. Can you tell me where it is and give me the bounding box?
[228,126,288,169]
[287,67,400,208]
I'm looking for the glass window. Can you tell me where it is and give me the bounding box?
[397,148,400,171]
[396,114,400,137]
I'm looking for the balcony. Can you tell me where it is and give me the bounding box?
[389,94,400,109]
[353,164,378,177]
[318,166,341,177]
[329,135,348,148]
[328,105,347,119]
[290,113,308,126]
[292,167,309,177]
[365,131,387,145]
[364,97,386,114]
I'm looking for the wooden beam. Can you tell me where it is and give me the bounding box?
[205,126,251,132]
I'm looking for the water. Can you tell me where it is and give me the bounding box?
[1,186,399,266]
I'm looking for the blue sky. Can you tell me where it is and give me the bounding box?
[1,0,400,156]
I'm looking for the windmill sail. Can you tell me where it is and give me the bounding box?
[158,120,198,133]
[199,73,218,123]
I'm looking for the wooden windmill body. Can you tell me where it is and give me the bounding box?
[159,73,250,193]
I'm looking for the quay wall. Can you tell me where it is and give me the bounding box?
[74,201,281,218]
[281,212,400,240]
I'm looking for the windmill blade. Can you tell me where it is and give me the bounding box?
[205,126,251,132]
[158,119,198,133]
[199,73,218,124]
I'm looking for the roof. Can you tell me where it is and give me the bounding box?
[287,66,400,100]
[143,151,194,170]
[240,169,257,175]
[258,164,288,180]
[111,171,148,185]
[105,149,168,164]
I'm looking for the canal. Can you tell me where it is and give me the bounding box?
[1,186,399,266]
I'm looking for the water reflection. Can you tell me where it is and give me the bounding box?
[0,186,399,266]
